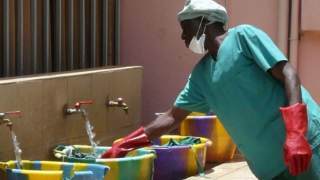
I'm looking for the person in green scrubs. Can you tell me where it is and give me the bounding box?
[101,0,320,179]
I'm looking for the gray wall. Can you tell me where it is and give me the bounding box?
[0,66,142,161]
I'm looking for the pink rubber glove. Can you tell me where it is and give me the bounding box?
[280,103,312,176]
[100,127,151,158]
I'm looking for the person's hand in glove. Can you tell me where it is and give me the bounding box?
[100,127,151,158]
[280,103,312,176]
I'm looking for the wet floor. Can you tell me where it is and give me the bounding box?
[185,154,258,180]
[185,161,257,180]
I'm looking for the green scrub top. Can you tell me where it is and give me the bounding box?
[174,24,320,179]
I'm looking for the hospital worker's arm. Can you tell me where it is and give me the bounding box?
[269,61,302,105]
[145,107,190,140]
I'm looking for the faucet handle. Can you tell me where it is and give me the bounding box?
[75,100,94,109]
[0,111,21,128]
[0,111,22,119]
[155,112,165,116]
[116,98,126,105]
[106,97,129,114]
[5,111,22,117]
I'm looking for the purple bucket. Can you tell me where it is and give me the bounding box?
[153,146,191,180]
[151,135,211,180]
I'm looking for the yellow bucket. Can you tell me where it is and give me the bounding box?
[0,160,109,180]
[54,145,156,180]
[180,115,237,162]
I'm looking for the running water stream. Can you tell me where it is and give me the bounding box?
[81,109,98,157]
[10,129,23,169]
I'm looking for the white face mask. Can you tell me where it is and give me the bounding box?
[189,34,206,54]
[189,17,207,54]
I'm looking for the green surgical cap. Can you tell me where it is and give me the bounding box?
[177,0,228,24]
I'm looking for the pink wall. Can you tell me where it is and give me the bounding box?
[299,33,320,102]
[301,0,320,31]
[226,0,278,40]
[120,0,320,123]
[299,0,320,102]
[120,0,199,122]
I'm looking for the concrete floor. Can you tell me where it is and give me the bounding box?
[185,161,258,180]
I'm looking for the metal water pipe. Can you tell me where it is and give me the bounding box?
[277,0,289,57]
[289,0,301,72]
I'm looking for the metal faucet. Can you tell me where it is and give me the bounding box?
[65,100,94,115]
[106,97,129,113]
[0,111,22,129]
[0,110,23,169]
